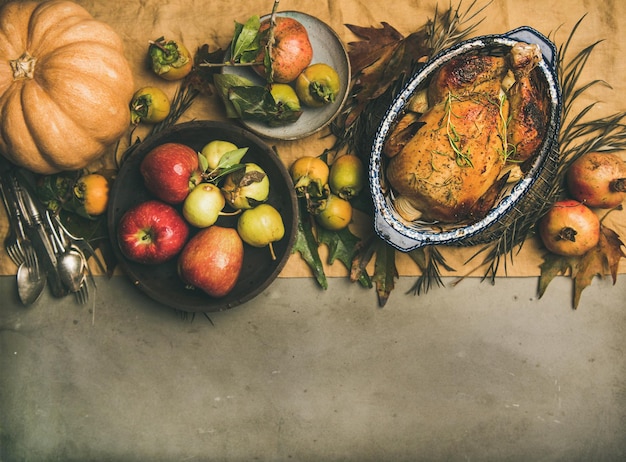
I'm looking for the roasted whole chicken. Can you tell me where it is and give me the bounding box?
[384,42,547,223]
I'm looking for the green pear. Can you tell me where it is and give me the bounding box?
[237,204,285,260]
[221,163,270,209]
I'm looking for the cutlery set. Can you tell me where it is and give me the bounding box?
[1,169,103,306]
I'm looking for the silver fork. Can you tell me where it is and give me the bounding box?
[21,238,41,282]
[75,272,89,304]
[52,214,106,275]
[8,173,43,282]
[67,241,90,305]
[0,177,26,267]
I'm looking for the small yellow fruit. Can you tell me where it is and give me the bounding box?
[315,194,352,231]
[329,154,366,200]
[129,86,171,124]
[75,173,109,216]
[295,63,341,107]
[290,156,329,198]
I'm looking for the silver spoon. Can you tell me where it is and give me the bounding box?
[58,247,85,293]
[45,210,85,293]
[16,261,46,305]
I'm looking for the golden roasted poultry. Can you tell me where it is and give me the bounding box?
[384,42,546,223]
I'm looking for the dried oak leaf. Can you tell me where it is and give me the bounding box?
[188,44,226,95]
[372,238,398,307]
[344,23,430,126]
[317,225,371,288]
[538,225,626,309]
[346,22,404,74]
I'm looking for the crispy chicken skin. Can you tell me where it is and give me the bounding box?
[384,43,546,223]
[507,43,547,161]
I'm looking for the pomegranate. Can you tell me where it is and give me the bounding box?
[254,17,313,83]
[538,200,600,256]
[566,152,626,208]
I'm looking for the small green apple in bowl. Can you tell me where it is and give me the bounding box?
[182,183,226,228]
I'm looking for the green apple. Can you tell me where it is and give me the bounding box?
[201,140,238,170]
[182,183,226,228]
[237,204,285,260]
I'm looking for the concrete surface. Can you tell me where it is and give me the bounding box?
[0,274,625,461]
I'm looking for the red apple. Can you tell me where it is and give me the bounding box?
[254,16,313,83]
[178,226,244,298]
[117,200,190,264]
[140,142,202,204]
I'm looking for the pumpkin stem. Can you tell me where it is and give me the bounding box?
[10,52,36,80]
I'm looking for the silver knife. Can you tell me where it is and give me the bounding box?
[11,174,67,298]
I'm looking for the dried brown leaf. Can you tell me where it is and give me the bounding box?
[345,22,405,74]
[538,224,625,309]
[343,25,430,127]
[598,225,626,283]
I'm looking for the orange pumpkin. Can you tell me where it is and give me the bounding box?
[0,0,134,174]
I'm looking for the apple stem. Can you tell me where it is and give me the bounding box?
[268,242,277,261]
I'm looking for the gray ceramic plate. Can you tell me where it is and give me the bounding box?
[222,11,351,140]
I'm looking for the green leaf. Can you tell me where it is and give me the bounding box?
[208,163,245,184]
[317,226,371,288]
[213,73,256,118]
[231,15,260,63]
[217,147,248,169]
[198,151,209,172]
[228,85,274,120]
[372,239,398,307]
[229,86,303,126]
[292,199,327,289]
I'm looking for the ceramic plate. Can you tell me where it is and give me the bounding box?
[221,11,351,140]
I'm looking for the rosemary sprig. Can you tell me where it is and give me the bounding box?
[495,93,517,162]
[406,246,455,295]
[444,92,474,167]
[427,0,492,55]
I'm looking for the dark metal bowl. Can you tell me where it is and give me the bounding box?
[370,27,562,252]
[107,121,298,312]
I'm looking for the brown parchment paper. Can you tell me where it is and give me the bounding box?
[0,0,625,278]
